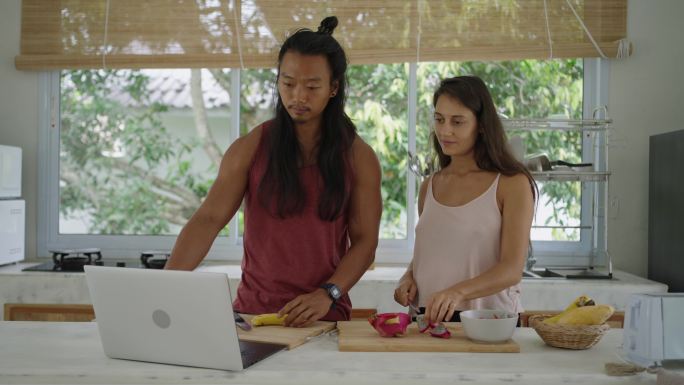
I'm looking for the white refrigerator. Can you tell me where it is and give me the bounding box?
[0,144,25,266]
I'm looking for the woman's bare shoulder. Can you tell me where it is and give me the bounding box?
[498,173,534,201]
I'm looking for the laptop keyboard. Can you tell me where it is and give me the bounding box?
[238,340,286,369]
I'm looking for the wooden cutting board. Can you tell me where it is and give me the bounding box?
[236,314,335,350]
[337,320,520,353]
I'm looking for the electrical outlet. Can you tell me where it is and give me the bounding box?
[609,196,620,219]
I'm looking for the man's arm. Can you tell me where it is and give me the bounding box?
[280,137,382,326]
[165,126,263,271]
[326,137,382,292]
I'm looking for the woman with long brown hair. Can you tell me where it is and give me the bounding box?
[394,75,537,323]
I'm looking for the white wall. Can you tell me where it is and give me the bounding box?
[1,0,682,278]
[0,0,38,260]
[607,0,684,277]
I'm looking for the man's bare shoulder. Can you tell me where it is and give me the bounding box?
[349,136,381,185]
[350,135,379,165]
[223,124,264,169]
[234,124,264,152]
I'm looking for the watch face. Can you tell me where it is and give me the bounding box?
[331,286,341,299]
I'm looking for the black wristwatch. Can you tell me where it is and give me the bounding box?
[320,283,342,307]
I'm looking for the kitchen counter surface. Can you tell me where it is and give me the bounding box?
[0,321,666,385]
[0,262,668,320]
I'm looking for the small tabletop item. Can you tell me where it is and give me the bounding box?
[234,314,252,331]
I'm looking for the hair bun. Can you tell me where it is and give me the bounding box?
[317,16,338,35]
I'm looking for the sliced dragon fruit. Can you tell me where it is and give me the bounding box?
[416,314,431,333]
[416,314,451,338]
[368,312,411,337]
[428,323,452,338]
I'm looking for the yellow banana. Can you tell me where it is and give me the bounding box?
[556,305,615,325]
[544,295,595,324]
[250,313,287,327]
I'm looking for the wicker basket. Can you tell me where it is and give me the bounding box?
[529,314,610,350]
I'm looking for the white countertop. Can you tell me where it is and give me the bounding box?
[0,321,668,385]
[0,262,669,320]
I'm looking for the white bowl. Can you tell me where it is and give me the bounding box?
[460,309,518,343]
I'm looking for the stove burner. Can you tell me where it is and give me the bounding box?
[50,248,103,272]
[140,250,170,269]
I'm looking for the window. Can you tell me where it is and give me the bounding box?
[58,69,233,237]
[39,59,608,265]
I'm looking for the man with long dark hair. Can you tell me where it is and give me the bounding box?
[166,17,382,326]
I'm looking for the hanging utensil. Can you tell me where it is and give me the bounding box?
[525,154,593,172]
[408,151,434,177]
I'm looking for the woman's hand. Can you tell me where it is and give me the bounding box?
[424,288,465,323]
[394,273,418,307]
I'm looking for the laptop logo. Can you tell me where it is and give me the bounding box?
[152,309,171,329]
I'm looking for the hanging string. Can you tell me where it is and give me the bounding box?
[616,38,632,59]
[415,0,423,64]
[564,0,608,59]
[543,0,553,59]
[231,0,245,70]
[102,0,111,70]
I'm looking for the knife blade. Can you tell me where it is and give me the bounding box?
[234,313,252,331]
[409,303,421,314]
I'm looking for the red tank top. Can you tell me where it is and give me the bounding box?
[232,121,353,321]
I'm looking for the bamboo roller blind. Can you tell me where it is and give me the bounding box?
[16,0,628,70]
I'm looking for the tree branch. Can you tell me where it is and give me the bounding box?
[110,158,201,207]
[60,168,101,210]
[209,69,231,92]
[493,63,528,105]
[190,69,223,166]
[62,163,199,227]
[158,209,189,226]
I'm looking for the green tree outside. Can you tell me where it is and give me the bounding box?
[59,59,583,240]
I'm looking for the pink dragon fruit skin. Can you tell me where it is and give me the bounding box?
[368,313,411,337]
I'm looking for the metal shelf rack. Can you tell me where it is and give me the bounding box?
[504,118,613,279]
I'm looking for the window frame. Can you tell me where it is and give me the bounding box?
[38,59,609,266]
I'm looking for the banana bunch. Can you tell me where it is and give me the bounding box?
[555,305,615,325]
[250,313,287,327]
[544,295,614,326]
[543,295,594,324]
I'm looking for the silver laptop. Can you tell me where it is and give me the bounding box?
[84,266,285,370]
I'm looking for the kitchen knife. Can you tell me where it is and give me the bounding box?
[234,313,252,331]
[409,303,420,314]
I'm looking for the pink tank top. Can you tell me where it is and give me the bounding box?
[412,174,523,313]
[232,122,352,321]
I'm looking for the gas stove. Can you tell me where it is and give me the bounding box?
[22,249,171,272]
